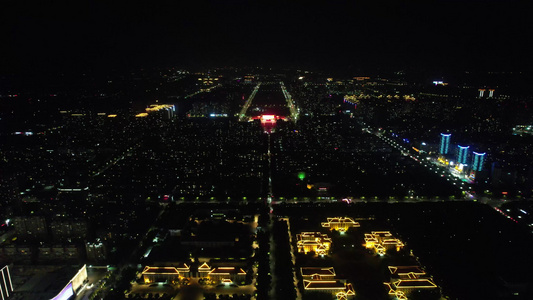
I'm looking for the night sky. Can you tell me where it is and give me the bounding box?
[2,0,532,74]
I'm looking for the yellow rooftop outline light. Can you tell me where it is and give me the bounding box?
[321,217,360,232]
[364,231,404,254]
[142,266,180,275]
[145,104,174,112]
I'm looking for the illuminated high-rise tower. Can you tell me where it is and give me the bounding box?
[457,145,469,165]
[472,152,486,172]
[439,133,451,155]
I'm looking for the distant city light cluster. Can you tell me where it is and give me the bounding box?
[145,104,175,112]
[439,133,486,175]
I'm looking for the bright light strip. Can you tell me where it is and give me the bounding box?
[51,282,74,300]
[5,267,12,293]
[0,266,13,299]
[71,264,87,292]
[142,266,179,274]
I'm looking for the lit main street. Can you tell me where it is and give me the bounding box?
[361,122,517,210]
[280,82,299,122]
[184,83,221,99]
[238,83,261,121]
[281,217,302,300]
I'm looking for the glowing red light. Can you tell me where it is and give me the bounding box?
[261,115,276,123]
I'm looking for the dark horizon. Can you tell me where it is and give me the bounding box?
[2,0,533,76]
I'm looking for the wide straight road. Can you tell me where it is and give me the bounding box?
[280,81,299,122]
[238,82,298,123]
[238,83,261,121]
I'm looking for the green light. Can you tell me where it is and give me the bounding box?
[298,172,306,180]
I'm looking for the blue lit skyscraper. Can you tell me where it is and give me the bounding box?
[472,152,486,172]
[440,133,451,155]
[457,145,469,165]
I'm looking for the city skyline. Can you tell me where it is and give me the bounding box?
[2,1,533,300]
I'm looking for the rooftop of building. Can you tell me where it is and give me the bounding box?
[303,280,346,290]
[393,279,438,288]
[300,267,336,277]
[208,267,246,275]
[142,266,179,275]
[388,266,426,276]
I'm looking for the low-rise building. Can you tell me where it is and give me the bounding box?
[303,280,355,300]
[142,266,181,284]
[175,263,191,278]
[301,267,336,280]
[208,267,246,283]
[388,266,427,279]
[363,231,404,255]
[297,232,332,255]
[195,262,246,284]
[198,262,211,278]
[384,265,440,299]
[384,279,438,299]
[301,267,355,299]
[321,217,360,232]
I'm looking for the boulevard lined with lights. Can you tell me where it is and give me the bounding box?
[364,124,474,199]
[238,83,261,121]
[280,81,299,122]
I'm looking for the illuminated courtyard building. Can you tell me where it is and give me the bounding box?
[198,262,212,278]
[297,232,332,255]
[142,264,190,284]
[321,217,360,233]
[196,263,246,284]
[207,267,246,283]
[142,266,182,284]
[388,266,427,279]
[384,266,440,300]
[384,279,438,299]
[364,231,404,255]
[300,267,355,299]
[301,267,336,280]
[384,265,440,299]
